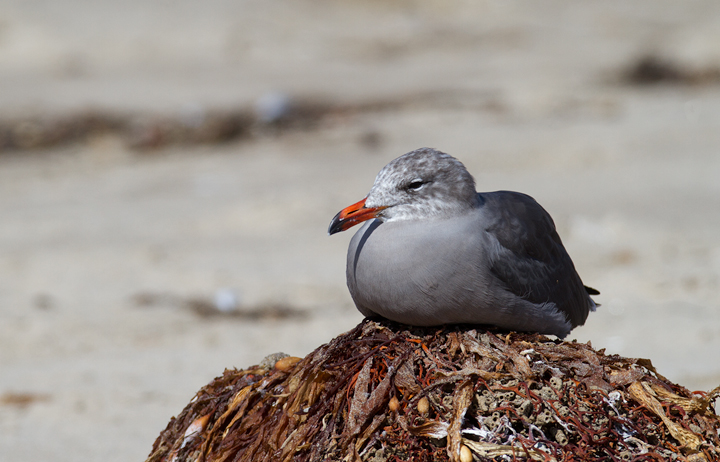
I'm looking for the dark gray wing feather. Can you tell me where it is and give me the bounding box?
[481,191,595,328]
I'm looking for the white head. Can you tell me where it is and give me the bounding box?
[365,147,478,222]
[328,148,478,234]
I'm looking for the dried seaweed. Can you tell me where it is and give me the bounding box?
[622,55,720,86]
[147,319,720,462]
[0,91,503,154]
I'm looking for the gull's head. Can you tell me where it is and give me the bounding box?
[328,148,477,235]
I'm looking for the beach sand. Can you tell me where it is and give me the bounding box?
[1,1,719,460]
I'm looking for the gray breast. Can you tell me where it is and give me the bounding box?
[346,212,573,336]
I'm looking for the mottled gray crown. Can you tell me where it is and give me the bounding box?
[365,148,478,222]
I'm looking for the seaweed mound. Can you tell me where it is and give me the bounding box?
[147,320,720,462]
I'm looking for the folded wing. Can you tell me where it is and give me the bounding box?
[481,191,595,328]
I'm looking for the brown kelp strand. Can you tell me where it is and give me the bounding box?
[147,320,720,462]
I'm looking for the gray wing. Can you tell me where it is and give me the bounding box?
[481,191,595,328]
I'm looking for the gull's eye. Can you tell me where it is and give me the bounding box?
[406,179,426,191]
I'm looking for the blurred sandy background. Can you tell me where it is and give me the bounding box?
[1,1,720,461]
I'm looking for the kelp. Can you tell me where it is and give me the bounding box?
[147,319,720,462]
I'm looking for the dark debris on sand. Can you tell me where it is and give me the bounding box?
[0,91,501,154]
[146,319,720,462]
[622,55,720,86]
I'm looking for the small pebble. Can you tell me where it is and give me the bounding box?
[417,396,429,415]
[275,356,301,372]
[259,352,289,370]
[213,288,239,313]
[459,444,473,462]
[255,92,292,123]
[388,396,399,412]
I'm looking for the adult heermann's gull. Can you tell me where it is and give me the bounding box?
[328,147,598,338]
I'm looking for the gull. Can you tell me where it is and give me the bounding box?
[328,148,597,338]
